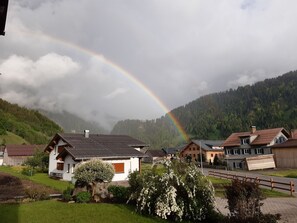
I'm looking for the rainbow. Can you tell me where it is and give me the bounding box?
[10,29,189,142]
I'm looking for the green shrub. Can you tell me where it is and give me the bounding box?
[76,191,91,203]
[225,179,281,223]
[62,186,73,202]
[21,167,36,176]
[107,185,129,203]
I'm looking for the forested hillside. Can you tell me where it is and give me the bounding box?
[112,70,297,148]
[0,99,63,144]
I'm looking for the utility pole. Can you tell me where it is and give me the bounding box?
[199,140,203,174]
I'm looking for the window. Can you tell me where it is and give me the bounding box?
[58,146,64,153]
[244,149,250,154]
[255,148,264,154]
[241,137,250,145]
[57,163,64,170]
[112,163,125,173]
[275,136,286,144]
[72,164,75,173]
[67,164,70,173]
[211,154,214,157]
[234,149,240,155]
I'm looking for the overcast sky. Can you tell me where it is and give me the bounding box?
[1,0,297,130]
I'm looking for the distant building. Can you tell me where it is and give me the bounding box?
[162,145,186,159]
[222,126,290,170]
[143,149,166,163]
[3,144,44,166]
[179,140,224,163]
[271,138,297,168]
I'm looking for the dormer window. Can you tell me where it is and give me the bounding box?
[241,137,250,145]
[275,136,286,144]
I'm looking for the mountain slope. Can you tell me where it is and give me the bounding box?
[40,110,108,134]
[0,98,63,144]
[112,70,297,148]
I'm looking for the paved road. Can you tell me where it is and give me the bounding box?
[215,197,297,223]
[203,168,297,222]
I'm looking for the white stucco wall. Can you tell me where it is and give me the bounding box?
[62,155,78,181]
[61,156,140,182]
[48,139,67,176]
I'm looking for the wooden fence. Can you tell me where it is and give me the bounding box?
[209,170,295,196]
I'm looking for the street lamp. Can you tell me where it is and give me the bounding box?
[199,140,203,174]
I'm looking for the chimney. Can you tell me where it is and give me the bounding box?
[84,130,89,138]
[250,126,256,134]
[291,129,297,139]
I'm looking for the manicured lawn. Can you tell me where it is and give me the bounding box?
[0,166,72,192]
[262,169,297,179]
[0,200,167,223]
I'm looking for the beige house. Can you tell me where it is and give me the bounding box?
[222,126,290,170]
[180,140,224,163]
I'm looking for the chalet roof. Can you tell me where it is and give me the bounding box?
[191,140,225,151]
[145,149,166,158]
[162,144,186,155]
[5,145,45,156]
[222,128,290,147]
[46,133,148,160]
[271,139,297,149]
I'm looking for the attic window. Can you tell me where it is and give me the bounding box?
[275,136,286,144]
[241,137,250,145]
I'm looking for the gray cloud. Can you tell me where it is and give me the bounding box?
[1,0,297,130]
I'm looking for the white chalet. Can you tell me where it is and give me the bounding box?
[44,131,148,181]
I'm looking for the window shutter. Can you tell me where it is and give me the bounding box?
[112,163,125,173]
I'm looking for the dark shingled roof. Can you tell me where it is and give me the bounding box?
[191,140,224,151]
[5,145,45,156]
[145,149,166,158]
[46,133,148,160]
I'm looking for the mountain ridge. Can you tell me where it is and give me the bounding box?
[112,70,297,148]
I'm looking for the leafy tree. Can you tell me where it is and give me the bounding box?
[213,154,220,166]
[24,149,49,173]
[74,159,114,200]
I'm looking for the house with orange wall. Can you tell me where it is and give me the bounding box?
[179,140,224,163]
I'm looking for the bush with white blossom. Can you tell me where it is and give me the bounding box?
[128,160,215,222]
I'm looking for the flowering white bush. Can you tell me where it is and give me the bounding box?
[129,160,215,221]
